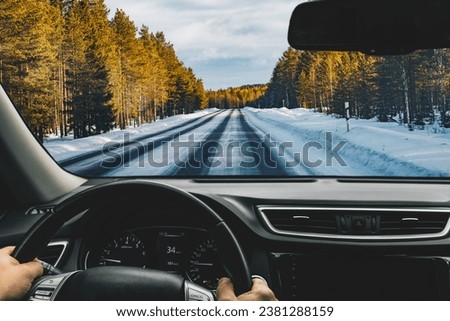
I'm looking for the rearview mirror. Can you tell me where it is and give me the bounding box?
[288,0,450,55]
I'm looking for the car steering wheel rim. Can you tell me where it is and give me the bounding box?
[12,180,253,300]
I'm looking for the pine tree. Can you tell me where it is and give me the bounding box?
[207,85,268,109]
[139,26,169,123]
[152,32,183,118]
[111,9,142,128]
[265,47,301,108]
[64,0,115,138]
[0,0,62,142]
[1,0,206,139]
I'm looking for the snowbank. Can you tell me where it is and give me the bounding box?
[243,107,450,176]
[44,109,219,162]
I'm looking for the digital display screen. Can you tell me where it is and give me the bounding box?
[156,231,187,273]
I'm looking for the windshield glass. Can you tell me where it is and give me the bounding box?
[1,0,450,178]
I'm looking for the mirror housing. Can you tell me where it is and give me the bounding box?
[288,0,450,55]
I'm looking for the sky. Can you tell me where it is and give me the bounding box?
[104,0,302,90]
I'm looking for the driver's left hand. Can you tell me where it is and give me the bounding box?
[0,246,43,301]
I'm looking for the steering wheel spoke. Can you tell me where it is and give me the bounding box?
[184,281,215,301]
[27,272,79,301]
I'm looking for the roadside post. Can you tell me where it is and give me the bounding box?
[345,102,350,132]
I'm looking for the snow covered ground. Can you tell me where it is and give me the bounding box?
[43,107,450,177]
[243,108,450,177]
[104,110,232,177]
[44,109,219,162]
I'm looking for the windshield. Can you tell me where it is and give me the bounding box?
[1,0,450,178]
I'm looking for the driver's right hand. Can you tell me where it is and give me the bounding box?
[216,277,278,301]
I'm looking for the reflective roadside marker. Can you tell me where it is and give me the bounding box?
[345,102,350,132]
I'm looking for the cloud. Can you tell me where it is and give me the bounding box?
[104,0,301,89]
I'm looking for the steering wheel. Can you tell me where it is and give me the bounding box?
[12,180,253,301]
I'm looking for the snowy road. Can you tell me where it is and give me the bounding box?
[62,110,224,176]
[45,107,450,177]
[104,109,291,176]
[175,109,289,176]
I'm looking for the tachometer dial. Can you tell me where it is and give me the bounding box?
[187,239,224,289]
[98,234,147,268]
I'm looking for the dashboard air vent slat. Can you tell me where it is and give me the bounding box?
[259,209,338,234]
[257,207,450,240]
[38,242,68,267]
[379,212,448,235]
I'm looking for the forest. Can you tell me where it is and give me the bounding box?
[206,85,267,109]
[0,0,207,141]
[263,47,450,129]
[2,1,450,142]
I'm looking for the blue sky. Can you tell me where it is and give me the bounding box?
[104,0,301,90]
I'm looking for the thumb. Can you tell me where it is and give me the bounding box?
[17,260,44,280]
[216,277,238,301]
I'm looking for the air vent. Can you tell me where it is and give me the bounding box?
[259,208,338,234]
[38,241,68,267]
[379,212,449,235]
[257,207,450,240]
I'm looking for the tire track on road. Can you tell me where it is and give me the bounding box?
[174,110,235,176]
[236,109,289,176]
[176,109,290,176]
[59,110,223,167]
[68,111,225,176]
[241,110,318,176]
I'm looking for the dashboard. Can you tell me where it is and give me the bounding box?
[68,191,232,292]
[2,178,450,300]
[84,227,223,290]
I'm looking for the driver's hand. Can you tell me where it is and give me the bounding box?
[0,246,43,301]
[216,277,278,301]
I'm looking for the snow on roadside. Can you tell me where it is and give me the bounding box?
[243,107,450,176]
[103,110,232,177]
[42,106,450,177]
[44,109,219,162]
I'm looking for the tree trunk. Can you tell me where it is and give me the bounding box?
[401,57,412,130]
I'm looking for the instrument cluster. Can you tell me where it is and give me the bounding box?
[84,227,224,290]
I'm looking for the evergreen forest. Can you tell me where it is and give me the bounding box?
[0,0,207,141]
[2,0,450,142]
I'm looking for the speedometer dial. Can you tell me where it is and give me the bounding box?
[187,239,224,289]
[98,234,147,268]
